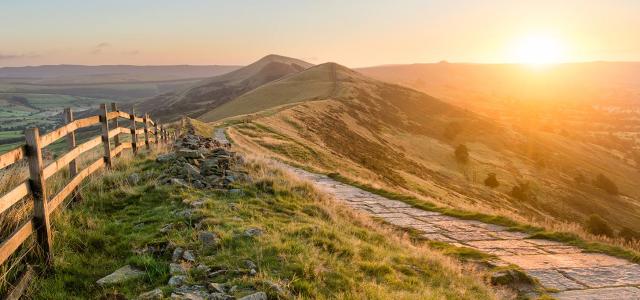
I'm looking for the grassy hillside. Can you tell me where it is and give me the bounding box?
[27,141,503,299]
[205,63,640,253]
[138,55,314,121]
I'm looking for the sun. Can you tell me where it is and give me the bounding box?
[511,34,567,66]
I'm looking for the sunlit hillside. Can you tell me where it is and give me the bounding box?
[209,62,640,242]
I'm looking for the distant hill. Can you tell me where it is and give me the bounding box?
[356,62,640,108]
[0,64,241,83]
[209,61,640,234]
[138,55,313,121]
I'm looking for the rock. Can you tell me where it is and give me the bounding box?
[198,231,219,248]
[127,173,140,185]
[195,264,211,273]
[175,209,194,219]
[171,285,210,300]
[169,178,189,187]
[178,149,203,159]
[138,288,164,300]
[168,275,187,287]
[157,153,177,163]
[244,228,263,237]
[183,163,201,177]
[190,199,205,208]
[172,247,185,262]
[170,263,187,275]
[208,282,226,294]
[244,260,257,270]
[490,269,533,286]
[160,223,174,233]
[193,180,206,189]
[249,269,257,276]
[96,265,145,286]
[182,250,196,262]
[238,292,267,300]
[208,293,234,300]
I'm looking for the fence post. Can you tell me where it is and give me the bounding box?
[24,127,53,266]
[130,107,138,155]
[63,108,80,202]
[100,104,112,167]
[110,103,121,157]
[153,121,159,145]
[143,113,150,150]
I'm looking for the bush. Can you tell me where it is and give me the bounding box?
[592,173,619,195]
[510,181,535,201]
[619,227,640,242]
[585,214,614,237]
[484,173,499,188]
[454,144,469,163]
[443,122,463,140]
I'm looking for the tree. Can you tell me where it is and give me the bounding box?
[454,144,469,163]
[484,173,500,188]
[510,181,535,201]
[585,214,614,237]
[592,173,619,195]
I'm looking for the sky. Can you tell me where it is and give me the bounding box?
[1,0,639,67]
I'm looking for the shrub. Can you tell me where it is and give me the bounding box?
[619,227,640,242]
[454,144,469,163]
[484,173,499,188]
[585,214,614,237]
[443,122,463,140]
[510,181,535,201]
[592,173,619,195]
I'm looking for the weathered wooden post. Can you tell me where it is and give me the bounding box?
[63,108,79,202]
[100,104,112,167]
[130,108,138,155]
[143,113,150,150]
[110,103,121,157]
[154,121,159,145]
[24,127,53,265]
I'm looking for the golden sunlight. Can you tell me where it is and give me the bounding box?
[511,34,568,66]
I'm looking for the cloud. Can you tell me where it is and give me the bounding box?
[0,53,40,60]
[91,42,112,54]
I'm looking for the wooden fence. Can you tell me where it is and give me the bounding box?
[0,103,174,276]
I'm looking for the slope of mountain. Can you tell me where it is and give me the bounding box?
[204,62,640,242]
[139,55,313,121]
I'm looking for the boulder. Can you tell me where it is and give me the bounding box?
[182,250,196,262]
[96,265,144,286]
[172,247,185,262]
[168,275,187,287]
[198,231,220,248]
[178,149,203,159]
[208,282,226,294]
[238,292,267,300]
[183,163,201,178]
[138,288,164,300]
[157,153,176,163]
[170,263,187,275]
[127,173,140,185]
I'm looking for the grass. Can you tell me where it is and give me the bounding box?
[27,153,505,299]
[326,172,640,264]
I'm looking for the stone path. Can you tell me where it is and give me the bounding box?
[215,129,640,299]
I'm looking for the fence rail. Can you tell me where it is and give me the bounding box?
[0,103,175,279]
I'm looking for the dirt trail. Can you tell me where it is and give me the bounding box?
[215,128,640,299]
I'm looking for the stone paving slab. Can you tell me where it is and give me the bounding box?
[552,287,640,300]
[213,129,640,300]
[560,265,640,288]
[527,269,587,291]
